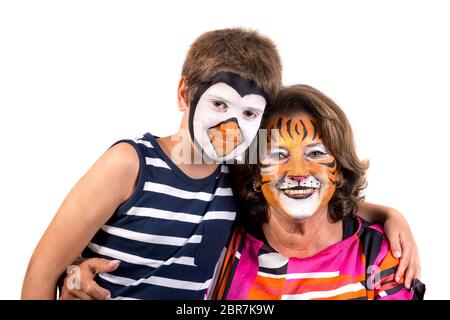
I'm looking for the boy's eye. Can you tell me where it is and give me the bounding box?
[212,101,228,111]
[243,110,258,119]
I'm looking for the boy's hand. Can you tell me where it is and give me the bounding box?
[383,209,421,290]
[60,258,120,300]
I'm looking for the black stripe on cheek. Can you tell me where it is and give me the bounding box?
[300,119,308,141]
[319,160,336,168]
[277,118,284,139]
[261,180,271,184]
[260,163,274,168]
[286,119,293,139]
[311,120,318,140]
[330,179,336,185]
[330,170,336,175]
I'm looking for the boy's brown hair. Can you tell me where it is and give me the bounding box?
[182,28,282,106]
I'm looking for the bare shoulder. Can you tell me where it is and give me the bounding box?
[104,142,140,173]
[85,142,140,202]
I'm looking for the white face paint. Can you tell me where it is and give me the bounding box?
[276,175,322,220]
[192,82,266,162]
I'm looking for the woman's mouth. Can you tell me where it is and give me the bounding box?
[280,187,317,200]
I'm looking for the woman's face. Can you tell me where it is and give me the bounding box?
[260,113,338,221]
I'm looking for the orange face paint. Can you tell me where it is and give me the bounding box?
[207,118,244,157]
[260,113,337,220]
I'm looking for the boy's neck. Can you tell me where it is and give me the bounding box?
[157,130,220,180]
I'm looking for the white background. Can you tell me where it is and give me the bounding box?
[1,0,449,299]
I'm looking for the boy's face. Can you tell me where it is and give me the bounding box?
[189,72,267,162]
[260,113,338,221]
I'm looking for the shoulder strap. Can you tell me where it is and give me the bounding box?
[210,226,245,300]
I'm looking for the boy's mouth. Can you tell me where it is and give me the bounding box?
[279,186,318,200]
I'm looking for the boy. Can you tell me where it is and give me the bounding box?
[22,28,282,300]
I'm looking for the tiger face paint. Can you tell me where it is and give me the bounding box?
[260,114,338,221]
[189,72,267,162]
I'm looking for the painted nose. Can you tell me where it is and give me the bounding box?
[207,118,244,157]
[289,175,309,183]
[218,118,240,139]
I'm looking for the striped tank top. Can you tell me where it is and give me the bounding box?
[81,132,237,299]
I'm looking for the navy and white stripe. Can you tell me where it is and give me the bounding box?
[82,133,237,299]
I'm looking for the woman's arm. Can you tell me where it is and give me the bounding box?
[21,143,139,299]
[356,201,420,289]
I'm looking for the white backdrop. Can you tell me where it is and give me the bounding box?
[1,0,448,299]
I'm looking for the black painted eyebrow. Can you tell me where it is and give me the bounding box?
[294,122,301,136]
[286,119,293,139]
[276,118,284,139]
[300,119,308,141]
[311,120,318,140]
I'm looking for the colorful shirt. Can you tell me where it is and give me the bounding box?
[211,217,425,300]
[81,133,237,299]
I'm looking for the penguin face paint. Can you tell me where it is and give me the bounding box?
[189,72,268,162]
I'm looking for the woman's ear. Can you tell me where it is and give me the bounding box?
[177,77,189,112]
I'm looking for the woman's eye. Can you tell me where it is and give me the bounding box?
[269,152,288,161]
[212,101,228,111]
[308,150,327,158]
[243,110,257,119]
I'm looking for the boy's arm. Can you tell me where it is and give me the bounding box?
[21,143,139,299]
[356,201,420,290]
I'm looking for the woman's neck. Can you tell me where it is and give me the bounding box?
[262,207,343,259]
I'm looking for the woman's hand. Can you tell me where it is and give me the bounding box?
[383,209,421,290]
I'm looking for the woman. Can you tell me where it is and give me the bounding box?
[211,85,425,300]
